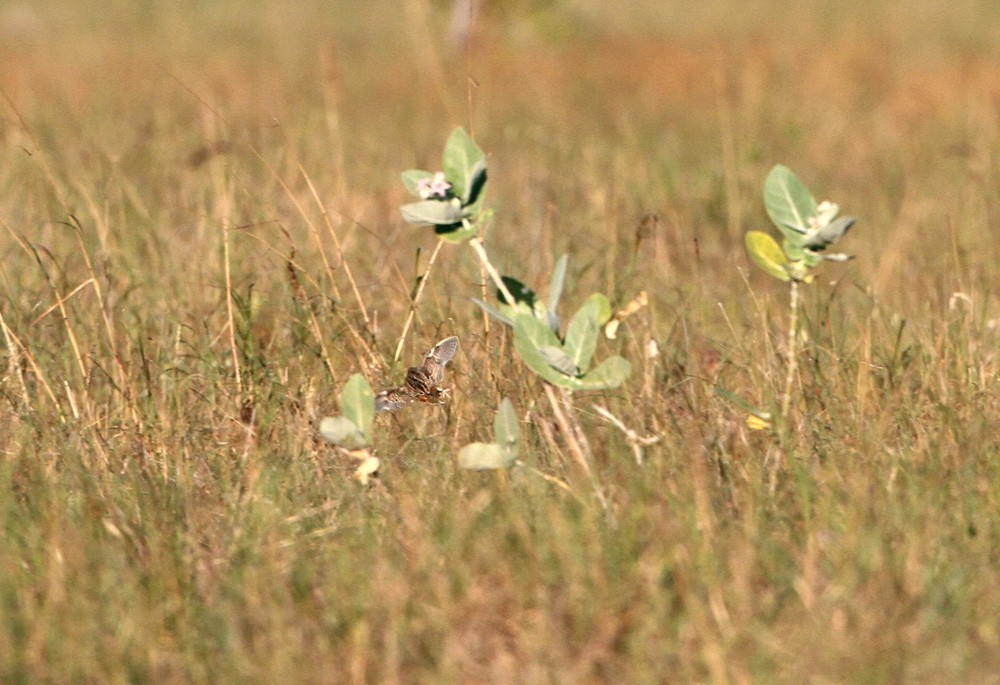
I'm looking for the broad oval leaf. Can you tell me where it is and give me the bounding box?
[574,355,632,390]
[401,169,433,196]
[442,127,485,202]
[493,398,520,454]
[763,165,818,240]
[745,231,791,282]
[319,416,368,449]
[539,345,580,376]
[341,373,375,442]
[513,315,578,388]
[546,254,569,332]
[401,199,465,226]
[563,293,611,373]
[513,311,561,349]
[458,442,517,470]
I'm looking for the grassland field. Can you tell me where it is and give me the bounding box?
[2,1,1000,682]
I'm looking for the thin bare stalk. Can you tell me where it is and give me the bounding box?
[223,225,243,397]
[0,307,31,410]
[514,461,580,501]
[393,239,445,363]
[468,236,516,306]
[543,384,607,512]
[780,280,800,419]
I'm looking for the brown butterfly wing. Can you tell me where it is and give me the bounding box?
[419,336,458,386]
[375,336,459,412]
[375,386,413,413]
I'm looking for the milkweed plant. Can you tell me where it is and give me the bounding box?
[742,164,858,424]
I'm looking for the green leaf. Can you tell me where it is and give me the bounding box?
[745,231,791,282]
[513,312,561,349]
[319,416,367,449]
[513,314,578,388]
[458,442,517,470]
[442,127,485,203]
[763,165,818,240]
[563,293,611,372]
[539,345,580,376]
[493,398,519,455]
[401,169,433,196]
[471,298,515,327]
[401,199,465,226]
[782,236,806,262]
[574,355,631,390]
[546,254,569,332]
[341,373,375,443]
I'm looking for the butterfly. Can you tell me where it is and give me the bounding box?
[375,336,459,413]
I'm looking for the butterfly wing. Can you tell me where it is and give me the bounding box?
[375,386,412,413]
[420,336,459,385]
[375,336,458,412]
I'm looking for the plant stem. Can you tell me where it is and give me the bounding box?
[543,384,608,512]
[468,236,517,306]
[394,239,445,363]
[781,279,800,419]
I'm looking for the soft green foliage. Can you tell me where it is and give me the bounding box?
[474,254,569,328]
[458,398,520,470]
[442,127,488,205]
[399,127,488,242]
[763,164,818,236]
[339,373,375,444]
[512,292,631,390]
[476,257,630,390]
[749,164,857,282]
[319,373,375,448]
[493,397,520,455]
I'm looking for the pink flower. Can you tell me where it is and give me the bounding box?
[417,172,452,200]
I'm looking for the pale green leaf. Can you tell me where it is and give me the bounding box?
[546,254,569,332]
[458,442,517,470]
[493,398,519,454]
[574,355,632,390]
[513,311,561,349]
[442,127,485,202]
[471,298,515,327]
[763,165,818,240]
[401,199,465,226]
[513,315,578,388]
[341,373,375,442]
[563,293,611,372]
[539,345,580,376]
[319,416,367,449]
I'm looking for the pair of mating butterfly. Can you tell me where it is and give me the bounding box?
[375,336,459,413]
